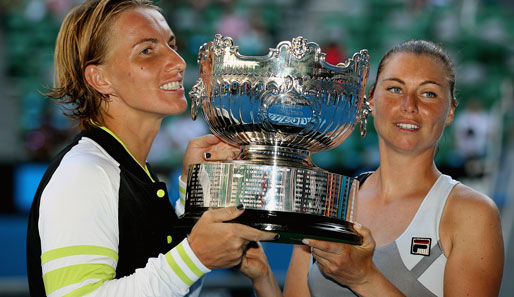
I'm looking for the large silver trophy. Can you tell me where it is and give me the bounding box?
[181,34,370,244]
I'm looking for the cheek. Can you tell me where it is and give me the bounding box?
[372,109,387,133]
[372,99,392,122]
[431,104,451,122]
[424,108,449,133]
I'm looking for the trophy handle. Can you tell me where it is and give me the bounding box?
[189,78,205,121]
[358,96,372,138]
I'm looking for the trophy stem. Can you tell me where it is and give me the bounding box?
[240,145,313,167]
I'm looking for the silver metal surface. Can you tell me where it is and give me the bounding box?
[187,162,358,221]
[189,34,370,165]
[187,35,370,224]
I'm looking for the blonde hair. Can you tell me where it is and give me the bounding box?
[45,0,160,129]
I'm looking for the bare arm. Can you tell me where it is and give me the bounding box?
[442,185,504,297]
[283,245,312,297]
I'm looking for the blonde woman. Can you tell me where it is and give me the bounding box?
[26,1,275,296]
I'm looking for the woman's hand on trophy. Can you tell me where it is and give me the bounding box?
[302,224,378,290]
[240,241,271,280]
[240,241,283,297]
[181,134,240,182]
[187,205,278,270]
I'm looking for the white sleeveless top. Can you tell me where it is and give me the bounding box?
[308,174,459,297]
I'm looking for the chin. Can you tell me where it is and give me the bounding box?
[162,96,188,115]
[169,101,188,115]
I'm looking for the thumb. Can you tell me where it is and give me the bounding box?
[207,204,245,223]
[354,223,375,249]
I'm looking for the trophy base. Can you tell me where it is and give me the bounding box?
[177,208,362,245]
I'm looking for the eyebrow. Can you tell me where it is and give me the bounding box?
[420,80,442,87]
[383,77,404,84]
[132,38,158,48]
[131,35,175,48]
[382,77,442,87]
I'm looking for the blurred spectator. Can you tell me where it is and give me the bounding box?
[147,115,209,166]
[323,41,346,65]
[214,1,247,40]
[453,98,494,177]
[238,7,273,55]
[165,0,216,65]
[47,0,77,20]
[24,113,75,162]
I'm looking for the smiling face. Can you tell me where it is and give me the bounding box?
[369,52,456,155]
[96,7,187,121]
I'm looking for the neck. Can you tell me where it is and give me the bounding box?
[372,142,441,202]
[103,117,160,167]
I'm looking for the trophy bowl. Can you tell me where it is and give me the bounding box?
[179,34,370,245]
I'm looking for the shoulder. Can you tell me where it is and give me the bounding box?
[64,137,119,169]
[41,138,121,214]
[442,182,502,255]
[447,183,500,221]
[51,137,120,183]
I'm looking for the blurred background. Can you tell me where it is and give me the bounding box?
[0,0,513,296]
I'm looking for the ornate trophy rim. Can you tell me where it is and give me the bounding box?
[189,34,371,159]
[197,34,370,74]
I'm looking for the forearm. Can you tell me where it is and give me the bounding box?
[92,239,208,296]
[350,266,405,297]
[252,270,283,297]
[42,238,210,297]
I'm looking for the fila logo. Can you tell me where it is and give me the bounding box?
[411,237,431,256]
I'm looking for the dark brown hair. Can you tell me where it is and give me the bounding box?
[45,0,160,130]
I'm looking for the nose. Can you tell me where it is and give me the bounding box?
[164,48,186,73]
[401,92,418,114]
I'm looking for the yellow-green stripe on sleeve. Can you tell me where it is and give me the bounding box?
[165,251,194,286]
[63,279,105,297]
[43,263,115,295]
[179,185,186,195]
[41,245,118,264]
[176,244,203,278]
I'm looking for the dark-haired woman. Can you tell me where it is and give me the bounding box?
[241,40,504,297]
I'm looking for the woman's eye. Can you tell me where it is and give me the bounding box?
[169,43,178,51]
[422,91,436,98]
[140,48,152,55]
[387,87,402,94]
